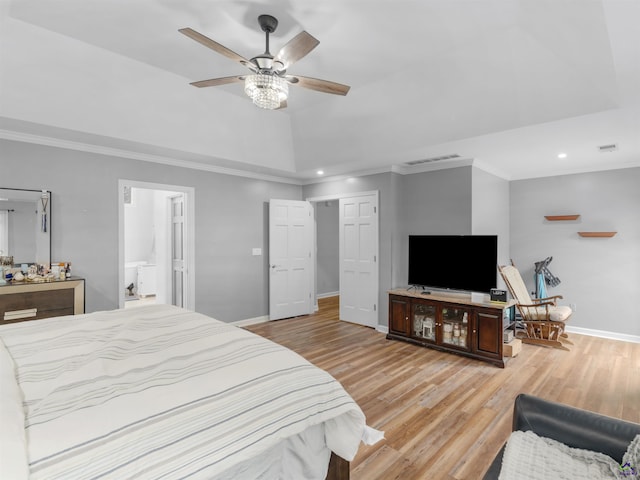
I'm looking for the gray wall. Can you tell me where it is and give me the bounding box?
[402,166,473,234]
[1,139,301,321]
[315,201,339,295]
[396,167,474,289]
[4,137,637,337]
[510,167,640,336]
[472,167,510,289]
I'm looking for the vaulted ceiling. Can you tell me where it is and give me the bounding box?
[1,0,639,182]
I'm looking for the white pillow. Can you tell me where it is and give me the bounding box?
[0,338,30,480]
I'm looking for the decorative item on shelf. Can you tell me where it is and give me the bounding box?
[50,262,71,280]
[443,322,453,343]
[2,262,73,283]
[422,318,435,339]
[577,231,617,238]
[414,315,424,336]
[544,215,580,221]
[460,326,468,348]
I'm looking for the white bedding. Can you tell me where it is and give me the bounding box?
[0,304,376,479]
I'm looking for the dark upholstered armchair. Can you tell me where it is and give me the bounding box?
[483,394,640,479]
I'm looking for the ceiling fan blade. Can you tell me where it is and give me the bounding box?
[190,76,245,88]
[274,31,319,70]
[288,75,350,96]
[179,28,256,70]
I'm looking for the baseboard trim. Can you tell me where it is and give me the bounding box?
[232,315,270,327]
[233,318,639,344]
[317,291,339,299]
[565,325,640,344]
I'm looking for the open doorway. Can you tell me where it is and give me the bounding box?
[308,191,379,328]
[315,201,340,299]
[118,180,195,310]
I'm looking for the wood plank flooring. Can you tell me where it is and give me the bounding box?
[245,296,640,480]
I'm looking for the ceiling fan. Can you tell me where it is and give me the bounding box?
[179,14,350,110]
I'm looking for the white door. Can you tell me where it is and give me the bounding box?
[269,199,313,320]
[171,195,185,307]
[339,194,378,328]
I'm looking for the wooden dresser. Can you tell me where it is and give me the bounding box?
[0,278,85,324]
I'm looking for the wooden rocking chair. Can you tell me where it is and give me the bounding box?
[498,264,572,351]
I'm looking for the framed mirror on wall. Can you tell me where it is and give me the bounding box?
[0,188,51,265]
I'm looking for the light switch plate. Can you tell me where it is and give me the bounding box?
[252,248,262,256]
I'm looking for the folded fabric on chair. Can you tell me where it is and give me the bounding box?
[499,430,620,480]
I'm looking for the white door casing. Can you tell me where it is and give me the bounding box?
[339,193,379,328]
[269,199,313,320]
[171,194,185,308]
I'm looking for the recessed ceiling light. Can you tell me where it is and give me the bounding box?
[316,170,324,175]
[557,153,567,159]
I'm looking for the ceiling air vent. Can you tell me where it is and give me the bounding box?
[405,154,461,166]
[598,143,618,153]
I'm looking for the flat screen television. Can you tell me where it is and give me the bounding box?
[408,235,498,293]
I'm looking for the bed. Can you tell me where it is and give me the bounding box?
[0,304,381,479]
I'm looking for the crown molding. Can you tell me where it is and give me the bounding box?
[1,128,527,187]
[0,129,304,186]
[300,165,395,186]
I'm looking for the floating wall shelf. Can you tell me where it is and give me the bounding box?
[578,232,617,238]
[545,215,581,221]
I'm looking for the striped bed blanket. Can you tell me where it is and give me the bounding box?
[0,304,374,479]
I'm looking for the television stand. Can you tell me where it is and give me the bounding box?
[388,288,515,367]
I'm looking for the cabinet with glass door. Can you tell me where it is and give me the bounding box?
[412,302,437,343]
[387,290,513,367]
[440,306,470,350]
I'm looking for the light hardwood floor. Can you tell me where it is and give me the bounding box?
[246,296,640,480]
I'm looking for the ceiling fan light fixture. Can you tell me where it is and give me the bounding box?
[244,73,288,109]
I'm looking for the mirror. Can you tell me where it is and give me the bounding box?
[0,188,51,265]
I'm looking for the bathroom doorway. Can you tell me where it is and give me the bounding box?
[118,180,195,310]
